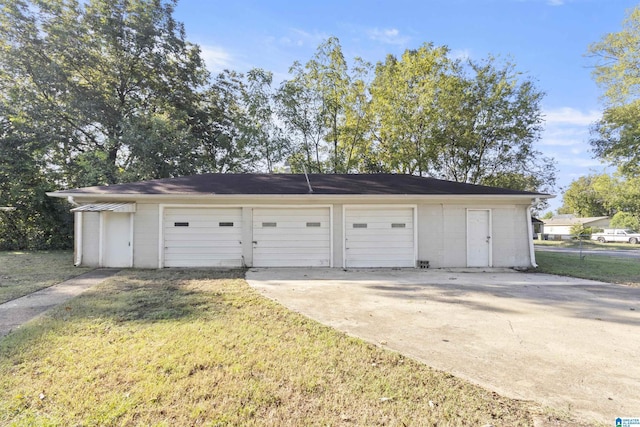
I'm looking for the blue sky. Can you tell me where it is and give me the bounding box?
[173,0,637,212]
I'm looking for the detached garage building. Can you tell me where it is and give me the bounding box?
[47,173,550,269]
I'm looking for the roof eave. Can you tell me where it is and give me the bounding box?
[48,192,553,201]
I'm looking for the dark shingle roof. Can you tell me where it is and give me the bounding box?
[52,173,549,197]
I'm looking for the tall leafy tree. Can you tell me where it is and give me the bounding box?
[0,0,209,186]
[276,37,367,173]
[309,37,349,173]
[369,46,553,193]
[558,172,640,222]
[369,44,453,175]
[558,174,614,217]
[588,6,640,176]
[341,58,374,172]
[0,110,72,249]
[0,0,209,248]
[276,61,327,172]
[195,69,290,174]
[239,69,291,173]
[435,57,552,192]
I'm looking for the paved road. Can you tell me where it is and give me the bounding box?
[0,269,120,338]
[535,245,640,259]
[247,268,640,425]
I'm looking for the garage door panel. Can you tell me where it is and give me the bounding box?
[165,252,242,261]
[259,249,328,257]
[254,226,328,233]
[345,207,415,268]
[164,241,242,250]
[347,251,414,260]
[253,233,329,242]
[253,208,331,267]
[163,208,243,267]
[255,240,329,248]
[165,227,240,234]
[348,245,413,252]
[164,259,242,268]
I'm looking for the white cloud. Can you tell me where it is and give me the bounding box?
[557,157,603,168]
[199,44,233,73]
[537,106,604,210]
[449,48,471,61]
[279,28,330,48]
[367,27,410,45]
[538,137,582,147]
[544,107,601,126]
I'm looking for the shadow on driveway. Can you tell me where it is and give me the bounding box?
[247,268,640,425]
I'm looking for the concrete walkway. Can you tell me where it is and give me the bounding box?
[247,268,640,425]
[0,269,120,338]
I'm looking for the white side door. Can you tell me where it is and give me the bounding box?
[467,209,492,267]
[103,212,132,267]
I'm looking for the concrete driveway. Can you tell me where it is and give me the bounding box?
[246,268,640,425]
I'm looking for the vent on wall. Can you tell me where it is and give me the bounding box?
[262,222,277,227]
[353,223,367,228]
[391,223,406,228]
[174,222,189,227]
[417,260,430,269]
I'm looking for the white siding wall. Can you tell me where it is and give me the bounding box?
[133,203,159,268]
[71,198,536,269]
[332,204,344,266]
[442,206,468,267]
[438,204,532,268]
[417,204,444,268]
[491,207,529,268]
[81,212,100,267]
[241,207,253,267]
[545,225,572,235]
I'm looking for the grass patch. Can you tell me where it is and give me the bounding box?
[0,269,540,426]
[534,240,639,251]
[535,251,640,286]
[0,251,93,304]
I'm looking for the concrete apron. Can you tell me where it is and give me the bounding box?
[246,267,640,425]
[0,269,120,338]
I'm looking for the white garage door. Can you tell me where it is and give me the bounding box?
[345,207,415,268]
[253,208,331,267]
[163,208,243,267]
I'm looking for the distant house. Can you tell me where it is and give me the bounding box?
[531,217,544,238]
[542,215,610,239]
[47,173,552,269]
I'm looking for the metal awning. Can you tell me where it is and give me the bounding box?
[71,202,136,213]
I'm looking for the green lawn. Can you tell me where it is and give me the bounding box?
[0,269,549,426]
[0,251,93,304]
[534,239,640,251]
[535,251,640,286]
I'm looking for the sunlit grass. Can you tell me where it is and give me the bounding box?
[0,251,93,303]
[0,269,539,426]
[534,240,639,250]
[535,251,640,286]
